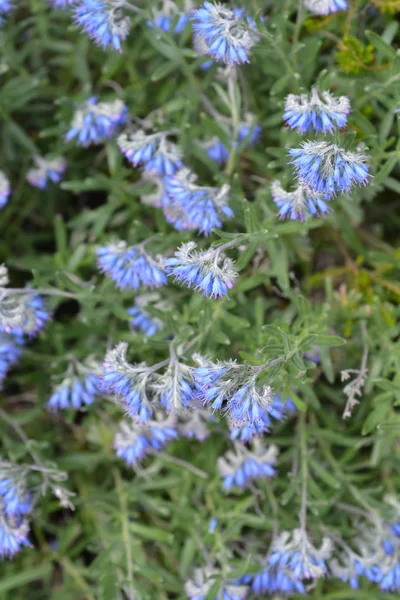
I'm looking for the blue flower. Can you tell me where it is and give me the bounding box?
[118,132,183,175]
[151,349,195,414]
[163,171,233,235]
[304,0,348,15]
[238,120,262,146]
[202,117,261,165]
[0,171,11,209]
[148,11,189,34]
[165,241,237,299]
[114,416,178,466]
[160,376,193,411]
[0,478,31,519]
[0,292,50,338]
[74,0,131,51]
[20,294,49,337]
[97,241,167,290]
[192,2,258,65]
[192,357,291,427]
[0,0,13,24]
[284,88,350,134]
[66,96,127,147]
[271,180,330,220]
[225,384,274,424]
[289,141,370,199]
[144,147,184,176]
[204,138,230,165]
[269,530,332,583]
[0,0,13,10]
[128,306,160,337]
[0,518,30,559]
[218,441,278,489]
[229,412,271,442]
[47,373,100,410]
[26,156,67,189]
[0,469,31,560]
[208,518,218,533]
[229,394,295,442]
[0,334,23,389]
[248,565,306,595]
[102,343,154,421]
[376,536,400,592]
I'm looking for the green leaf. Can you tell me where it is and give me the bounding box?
[365,30,396,60]
[205,581,221,600]
[151,61,179,82]
[98,571,119,600]
[0,564,51,593]
[309,457,341,490]
[310,334,347,347]
[362,403,391,435]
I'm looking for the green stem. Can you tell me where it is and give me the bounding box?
[298,411,308,532]
[226,67,240,178]
[59,558,96,600]
[114,469,135,600]
[293,0,304,47]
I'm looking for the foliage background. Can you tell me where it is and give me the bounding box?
[1,0,400,598]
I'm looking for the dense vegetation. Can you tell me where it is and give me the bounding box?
[1,1,400,598]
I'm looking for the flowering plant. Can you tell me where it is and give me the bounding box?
[1,1,400,598]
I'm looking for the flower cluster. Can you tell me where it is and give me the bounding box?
[247,530,331,595]
[74,0,131,52]
[101,343,155,421]
[185,566,248,600]
[331,521,400,592]
[128,306,160,337]
[229,394,295,442]
[118,131,183,176]
[0,270,50,389]
[289,142,370,199]
[281,85,370,219]
[114,414,178,466]
[153,359,194,413]
[66,96,127,146]
[218,440,278,489]
[26,155,67,189]
[193,354,276,425]
[97,241,167,290]
[271,180,330,220]
[269,529,332,581]
[0,289,49,338]
[284,88,350,134]
[304,0,348,15]
[127,293,167,337]
[0,466,31,559]
[163,170,233,235]
[192,2,258,65]
[47,360,101,411]
[165,241,238,299]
